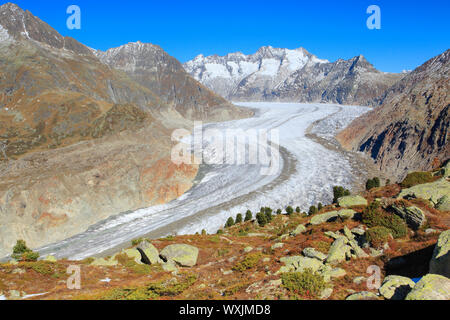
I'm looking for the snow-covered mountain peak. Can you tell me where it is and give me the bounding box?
[183,46,329,99]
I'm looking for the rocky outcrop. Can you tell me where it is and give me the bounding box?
[185,46,402,106]
[338,195,368,208]
[159,244,199,267]
[397,178,450,210]
[309,210,356,225]
[137,241,163,265]
[391,205,427,230]
[429,230,450,277]
[337,50,450,180]
[405,274,450,300]
[379,275,415,300]
[326,238,351,265]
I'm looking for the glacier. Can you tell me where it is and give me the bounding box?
[34,103,370,260]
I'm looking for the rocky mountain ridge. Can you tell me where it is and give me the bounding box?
[337,49,450,180]
[184,46,403,105]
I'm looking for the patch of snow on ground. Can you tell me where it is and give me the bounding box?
[0,24,10,42]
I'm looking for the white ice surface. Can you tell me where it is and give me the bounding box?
[32,103,369,260]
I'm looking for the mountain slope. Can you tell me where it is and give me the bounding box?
[95,42,250,122]
[184,46,403,105]
[0,3,245,258]
[337,49,450,179]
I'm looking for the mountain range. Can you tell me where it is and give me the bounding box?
[184,46,403,105]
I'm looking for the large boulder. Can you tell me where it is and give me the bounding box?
[338,209,357,220]
[326,238,351,264]
[310,211,339,225]
[379,275,415,300]
[278,256,323,274]
[429,230,450,277]
[137,241,162,265]
[398,178,450,210]
[338,195,368,208]
[290,224,306,236]
[391,205,426,230]
[405,274,450,300]
[160,244,199,267]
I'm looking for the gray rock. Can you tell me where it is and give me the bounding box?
[406,274,450,300]
[160,244,199,267]
[343,226,355,240]
[353,276,367,285]
[338,195,368,208]
[271,243,284,250]
[346,291,379,300]
[137,241,162,265]
[429,230,450,277]
[278,256,323,274]
[320,288,333,299]
[290,224,306,236]
[326,238,351,264]
[310,211,339,225]
[303,248,327,262]
[349,240,369,258]
[379,275,415,300]
[391,205,426,230]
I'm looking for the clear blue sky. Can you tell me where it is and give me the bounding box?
[3,0,449,72]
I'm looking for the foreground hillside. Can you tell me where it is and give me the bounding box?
[1,163,449,300]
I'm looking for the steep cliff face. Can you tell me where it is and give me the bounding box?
[337,50,450,180]
[184,46,403,105]
[0,3,243,257]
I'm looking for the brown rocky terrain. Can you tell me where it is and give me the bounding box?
[337,49,449,181]
[0,3,250,258]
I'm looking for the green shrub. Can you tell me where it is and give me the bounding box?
[103,274,197,300]
[286,206,294,215]
[256,212,268,227]
[235,214,243,224]
[401,172,434,188]
[366,177,381,190]
[21,251,40,262]
[201,229,207,236]
[131,238,148,246]
[245,210,253,222]
[362,202,407,238]
[318,203,323,211]
[217,229,224,235]
[333,186,351,203]
[232,253,262,272]
[276,209,282,215]
[225,217,235,228]
[366,226,392,248]
[264,208,273,222]
[295,207,301,213]
[308,206,318,215]
[12,240,39,261]
[281,269,326,297]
